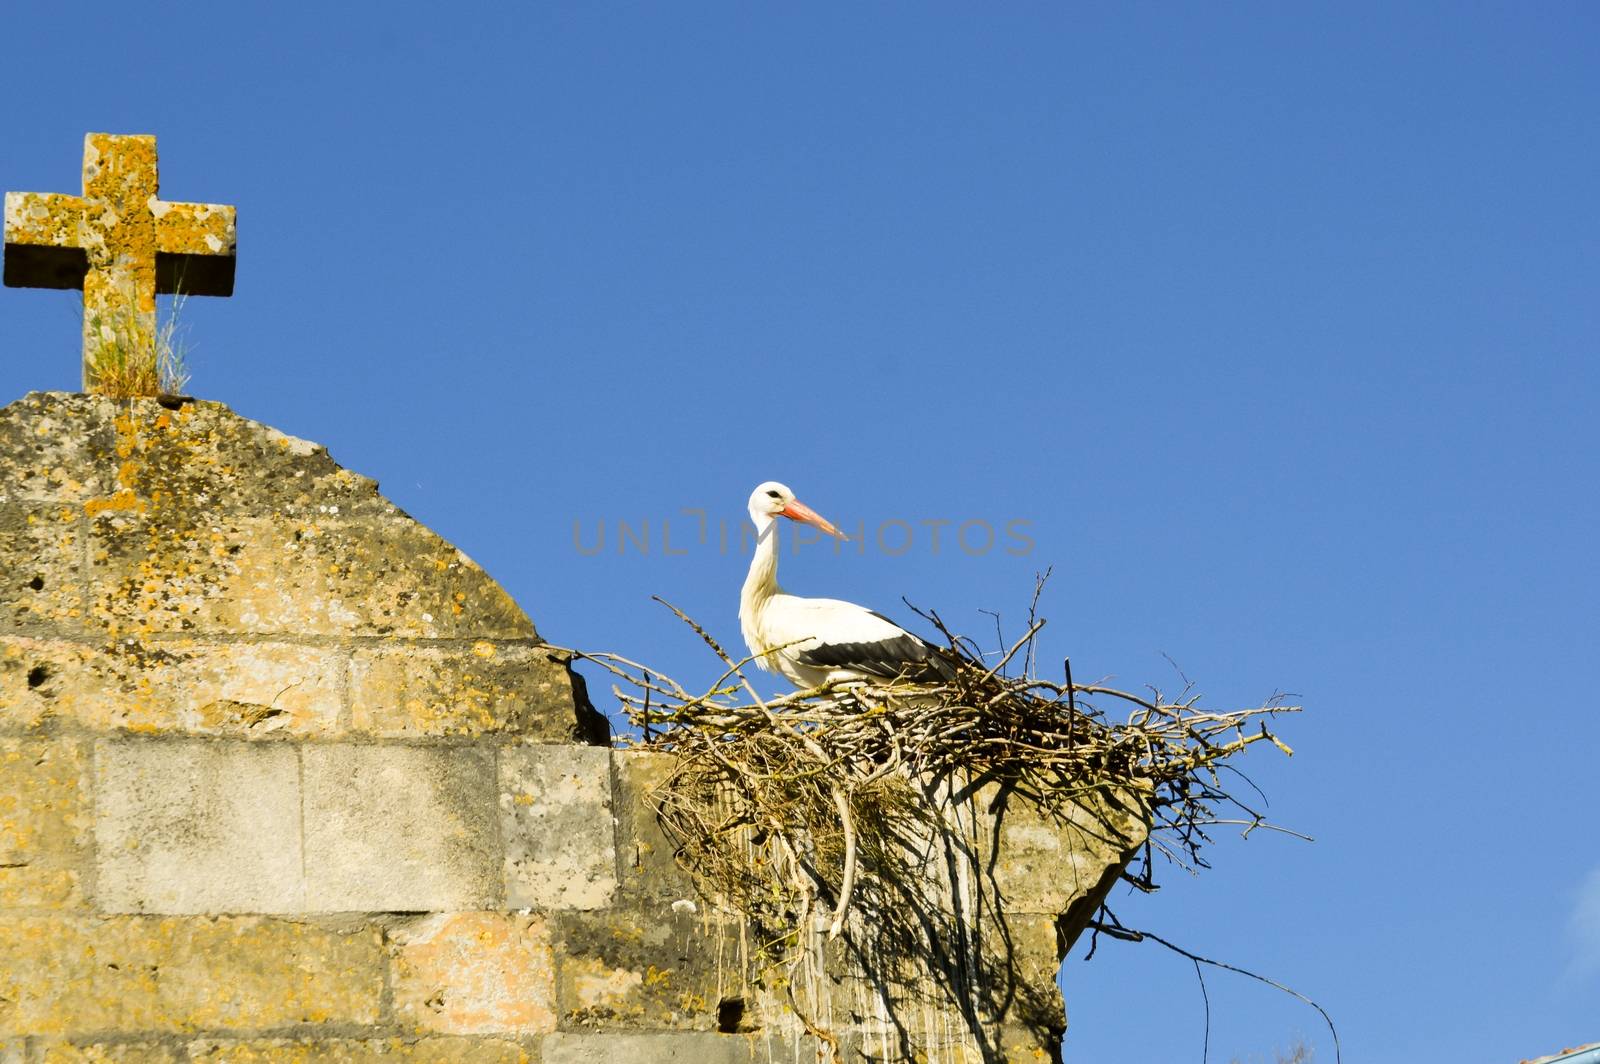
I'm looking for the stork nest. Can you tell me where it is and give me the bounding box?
[572,588,1298,985]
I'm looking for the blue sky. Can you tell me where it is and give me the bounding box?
[3,4,1596,1060]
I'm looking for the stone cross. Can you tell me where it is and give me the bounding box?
[3,133,236,393]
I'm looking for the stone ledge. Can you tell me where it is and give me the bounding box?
[187,1038,536,1063]
[40,1043,183,1063]
[0,393,387,516]
[0,633,602,744]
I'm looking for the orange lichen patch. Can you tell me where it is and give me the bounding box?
[83,491,146,517]
[84,133,159,206]
[112,414,138,457]
[154,200,237,257]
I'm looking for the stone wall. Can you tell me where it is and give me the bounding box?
[0,392,1143,1062]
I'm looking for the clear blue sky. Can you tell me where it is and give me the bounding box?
[3,4,1596,1060]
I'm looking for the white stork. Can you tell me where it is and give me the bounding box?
[739,481,957,689]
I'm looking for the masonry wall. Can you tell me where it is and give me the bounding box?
[0,392,1142,1063]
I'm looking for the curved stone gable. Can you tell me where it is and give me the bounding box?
[0,391,605,742]
[0,391,1140,1062]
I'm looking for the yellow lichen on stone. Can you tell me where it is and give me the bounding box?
[0,740,88,910]
[154,200,236,258]
[0,915,383,1035]
[3,192,84,247]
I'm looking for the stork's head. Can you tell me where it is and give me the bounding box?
[747,481,847,539]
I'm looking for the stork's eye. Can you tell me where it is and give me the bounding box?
[766,490,782,499]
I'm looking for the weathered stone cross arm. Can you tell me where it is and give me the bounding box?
[3,133,236,393]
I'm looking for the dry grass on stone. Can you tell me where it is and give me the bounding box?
[85,296,190,399]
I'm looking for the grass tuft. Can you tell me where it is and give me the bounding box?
[85,295,191,399]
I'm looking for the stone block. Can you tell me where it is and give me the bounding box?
[974,914,1068,1055]
[86,512,534,640]
[551,905,740,1032]
[389,912,558,1035]
[1,637,98,731]
[350,642,588,740]
[0,507,85,635]
[1,634,343,737]
[977,784,1144,916]
[188,1039,534,1063]
[169,638,344,736]
[302,744,499,912]
[820,911,1068,1052]
[94,739,302,913]
[540,1032,751,1064]
[499,745,616,910]
[0,914,382,1034]
[0,737,88,909]
[612,750,700,904]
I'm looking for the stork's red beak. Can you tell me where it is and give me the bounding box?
[781,499,848,540]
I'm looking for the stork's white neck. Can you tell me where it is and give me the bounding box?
[739,511,782,667]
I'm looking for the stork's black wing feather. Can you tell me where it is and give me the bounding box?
[796,630,959,682]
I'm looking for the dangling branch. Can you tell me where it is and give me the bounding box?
[1087,910,1341,1064]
